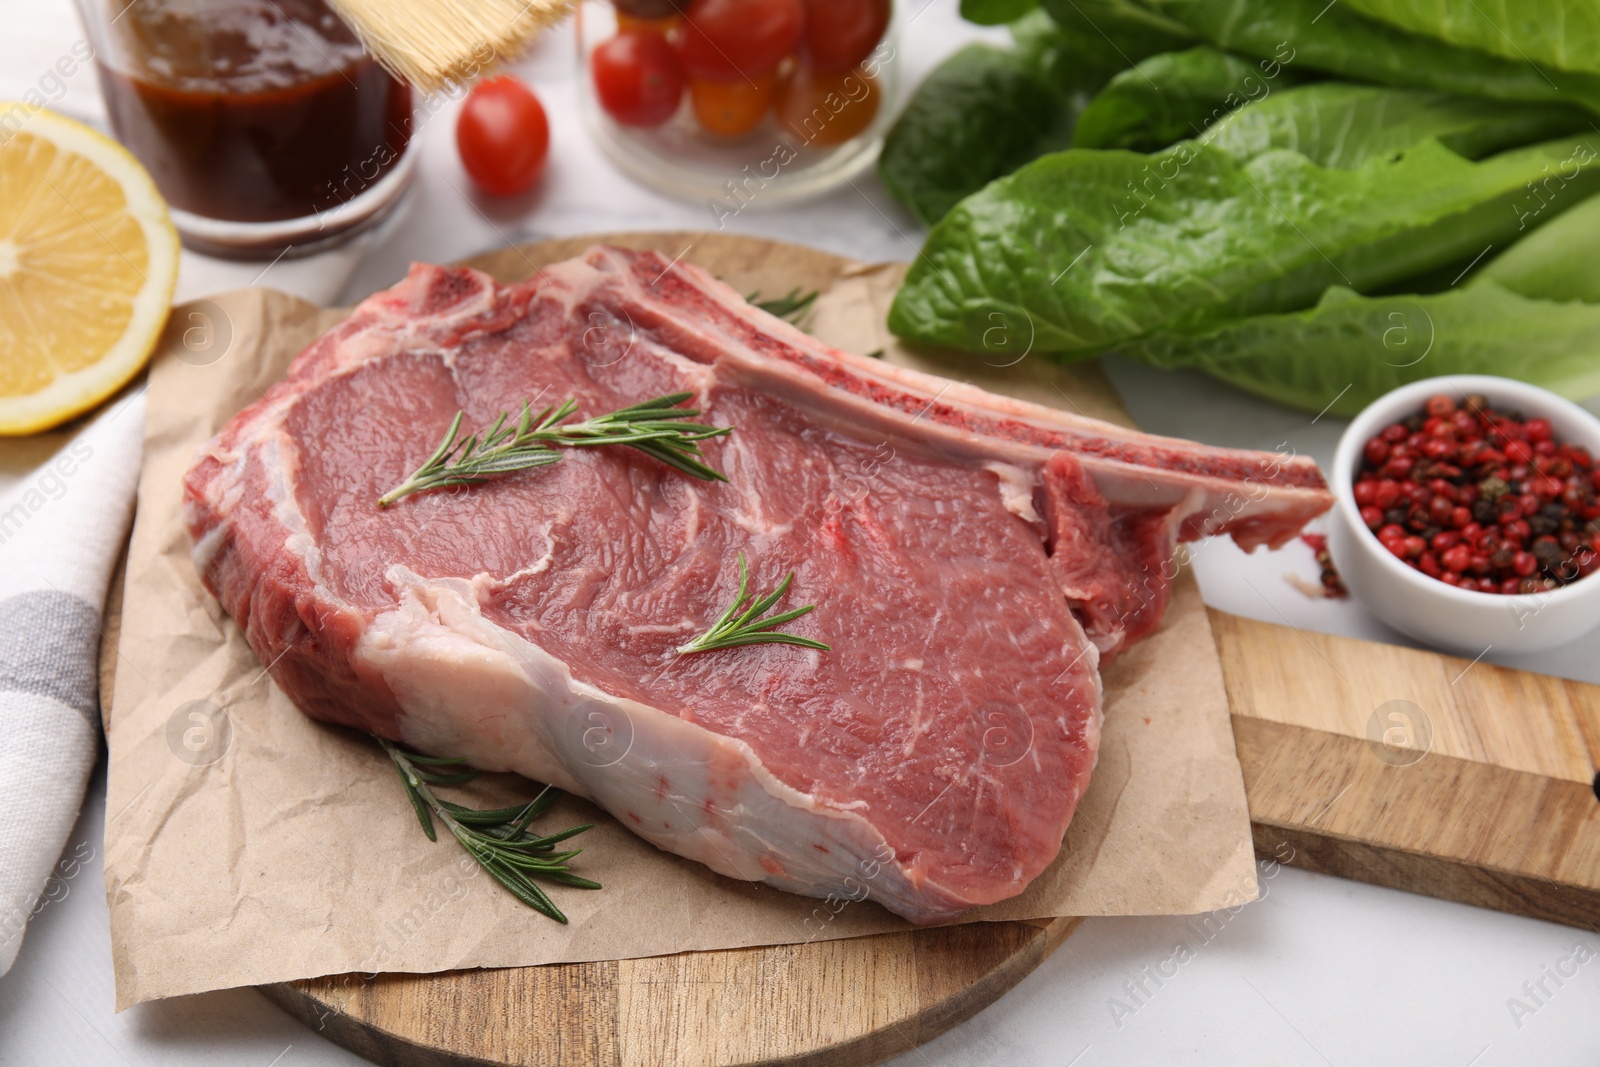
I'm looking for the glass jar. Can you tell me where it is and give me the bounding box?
[75,0,417,259]
[576,0,899,208]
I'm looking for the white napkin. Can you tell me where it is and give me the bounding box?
[0,390,144,975]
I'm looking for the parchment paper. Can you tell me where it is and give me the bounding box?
[104,233,1259,1009]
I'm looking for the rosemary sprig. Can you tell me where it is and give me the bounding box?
[748,287,819,325]
[677,551,830,655]
[379,738,600,922]
[378,391,730,507]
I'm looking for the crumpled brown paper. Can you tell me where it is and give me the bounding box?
[103,233,1259,1009]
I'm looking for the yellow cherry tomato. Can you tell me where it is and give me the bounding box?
[775,62,878,147]
[616,12,681,33]
[690,71,777,137]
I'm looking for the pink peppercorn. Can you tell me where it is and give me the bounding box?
[1352,394,1599,595]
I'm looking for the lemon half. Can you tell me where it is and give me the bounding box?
[0,106,178,435]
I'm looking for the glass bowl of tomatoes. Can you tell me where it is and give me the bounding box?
[577,0,897,205]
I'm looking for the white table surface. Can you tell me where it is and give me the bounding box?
[3,3,1599,1064]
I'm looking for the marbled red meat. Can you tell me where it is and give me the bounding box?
[183,246,1330,923]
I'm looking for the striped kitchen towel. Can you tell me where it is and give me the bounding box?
[0,391,144,975]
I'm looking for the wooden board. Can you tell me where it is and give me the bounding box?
[1216,612,1600,930]
[258,920,1078,1067]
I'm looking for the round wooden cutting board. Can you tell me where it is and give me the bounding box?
[258,920,1077,1067]
[102,233,1082,1067]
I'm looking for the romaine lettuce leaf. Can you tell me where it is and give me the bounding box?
[1202,85,1589,168]
[961,0,1040,24]
[1118,188,1600,417]
[1011,6,1149,93]
[889,86,1600,355]
[878,43,1075,228]
[1136,0,1600,114]
[1340,0,1600,79]
[879,7,1187,227]
[1120,282,1600,416]
[1073,46,1308,152]
[1479,187,1600,302]
[1038,0,1195,55]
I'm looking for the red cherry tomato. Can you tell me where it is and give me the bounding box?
[673,0,804,81]
[802,0,889,71]
[593,31,685,126]
[456,76,550,196]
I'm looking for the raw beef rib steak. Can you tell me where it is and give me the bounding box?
[184,246,1331,924]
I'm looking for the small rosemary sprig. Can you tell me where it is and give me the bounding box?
[748,287,819,325]
[379,738,600,923]
[378,391,730,507]
[677,551,830,655]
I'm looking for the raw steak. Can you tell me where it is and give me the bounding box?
[183,246,1331,924]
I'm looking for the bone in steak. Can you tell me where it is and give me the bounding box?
[183,246,1331,924]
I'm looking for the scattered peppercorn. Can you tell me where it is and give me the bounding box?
[1352,394,1600,594]
[1301,532,1349,598]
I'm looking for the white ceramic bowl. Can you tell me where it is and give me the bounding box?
[1328,375,1600,658]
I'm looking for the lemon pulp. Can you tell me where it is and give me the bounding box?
[0,106,178,435]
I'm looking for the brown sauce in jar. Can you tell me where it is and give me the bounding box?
[98,0,412,222]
